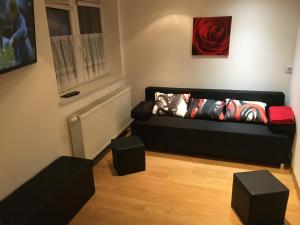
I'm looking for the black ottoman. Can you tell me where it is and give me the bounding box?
[0,157,95,225]
[231,170,289,225]
[111,136,145,176]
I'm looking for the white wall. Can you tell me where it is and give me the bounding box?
[0,0,124,200]
[119,0,300,105]
[290,21,300,186]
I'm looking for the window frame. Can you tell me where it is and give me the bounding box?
[76,1,108,68]
[45,2,79,36]
[45,0,105,41]
[45,0,109,94]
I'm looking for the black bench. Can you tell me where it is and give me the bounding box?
[0,156,95,225]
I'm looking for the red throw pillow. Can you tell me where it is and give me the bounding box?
[269,106,295,125]
[225,99,268,124]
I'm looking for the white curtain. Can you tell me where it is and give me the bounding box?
[50,33,106,93]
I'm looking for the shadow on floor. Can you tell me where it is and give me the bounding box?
[107,160,118,176]
[284,219,291,225]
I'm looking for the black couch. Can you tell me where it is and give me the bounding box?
[131,87,296,167]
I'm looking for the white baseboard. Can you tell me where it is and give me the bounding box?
[291,170,300,202]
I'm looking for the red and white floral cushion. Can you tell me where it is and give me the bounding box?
[185,98,226,121]
[152,92,191,118]
[224,99,268,124]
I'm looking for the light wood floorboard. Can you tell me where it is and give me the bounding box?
[70,151,300,225]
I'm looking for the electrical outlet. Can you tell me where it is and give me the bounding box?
[286,65,293,74]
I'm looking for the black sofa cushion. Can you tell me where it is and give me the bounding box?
[135,115,284,138]
[131,101,154,120]
[145,87,285,107]
[132,115,291,165]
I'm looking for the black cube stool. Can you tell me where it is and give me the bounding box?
[231,170,289,225]
[111,136,145,176]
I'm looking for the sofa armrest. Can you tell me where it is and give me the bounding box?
[131,100,154,120]
[268,123,296,137]
[267,106,296,138]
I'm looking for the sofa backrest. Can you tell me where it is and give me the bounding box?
[145,87,285,106]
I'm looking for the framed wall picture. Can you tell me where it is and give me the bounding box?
[192,16,232,56]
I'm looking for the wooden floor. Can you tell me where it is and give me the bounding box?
[70,151,300,225]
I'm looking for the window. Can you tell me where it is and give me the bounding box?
[77,6,102,34]
[45,0,108,94]
[46,8,72,36]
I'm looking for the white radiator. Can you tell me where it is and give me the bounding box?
[69,87,132,159]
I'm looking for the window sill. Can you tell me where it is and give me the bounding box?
[58,74,125,106]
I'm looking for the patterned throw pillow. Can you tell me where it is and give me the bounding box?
[224,99,268,124]
[152,92,191,118]
[185,98,226,121]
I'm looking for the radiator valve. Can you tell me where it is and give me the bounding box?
[70,116,79,123]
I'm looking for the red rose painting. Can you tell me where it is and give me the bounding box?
[192,16,232,56]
